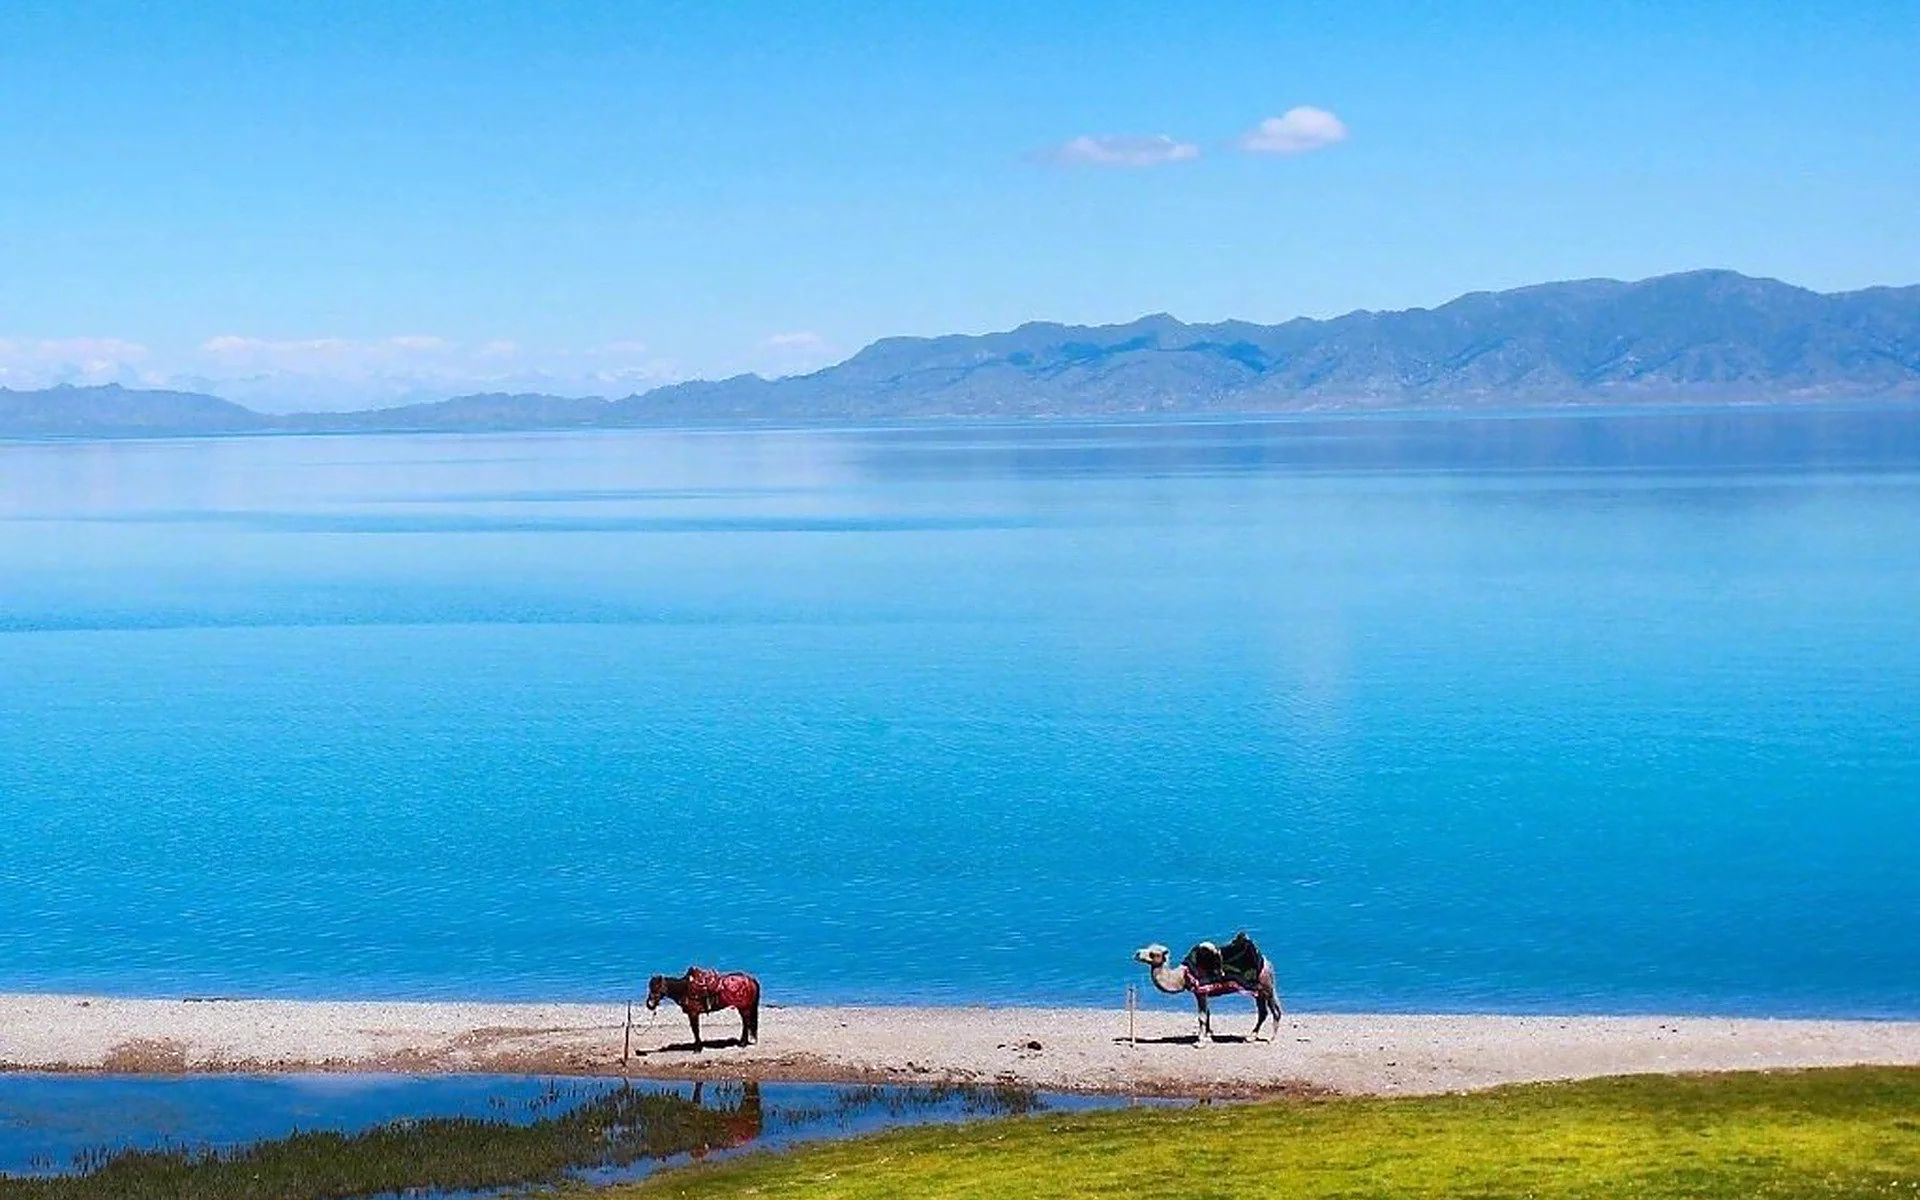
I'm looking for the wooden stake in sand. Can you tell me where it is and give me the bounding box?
[623,1000,633,1066]
[1126,983,1137,1046]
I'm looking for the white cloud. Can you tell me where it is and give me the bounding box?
[765,331,825,351]
[0,337,151,388]
[1237,107,1348,155]
[39,336,149,361]
[201,335,356,360]
[5,330,697,411]
[198,334,473,377]
[184,335,471,409]
[191,334,691,410]
[1046,133,1200,168]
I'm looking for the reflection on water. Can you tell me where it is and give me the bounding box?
[0,1073,1094,1193]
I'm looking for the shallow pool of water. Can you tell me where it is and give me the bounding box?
[0,1072,1143,1191]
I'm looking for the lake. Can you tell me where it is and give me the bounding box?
[1,408,1916,1015]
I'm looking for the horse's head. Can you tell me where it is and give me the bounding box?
[1132,943,1170,967]
[644,974,670,1011]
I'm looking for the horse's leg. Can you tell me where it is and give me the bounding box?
[744,1000,759,1045]
[1195,993,1211,1044]
[689,1011,703,1052]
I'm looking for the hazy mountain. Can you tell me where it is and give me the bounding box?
[606,270,1920,420]
[0,383,268,436]
[5,271,1917,438]
[292,392,613,432]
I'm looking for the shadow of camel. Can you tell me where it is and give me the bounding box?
[1112,1033,1253,1046]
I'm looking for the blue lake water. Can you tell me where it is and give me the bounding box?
[1,408,1917,1015]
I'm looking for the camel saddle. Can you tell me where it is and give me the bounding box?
[1183,932,1264,996]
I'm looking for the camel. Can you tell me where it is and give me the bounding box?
[1133,940,1283,1043]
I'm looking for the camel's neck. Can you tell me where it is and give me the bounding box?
[1145,962,1189,994]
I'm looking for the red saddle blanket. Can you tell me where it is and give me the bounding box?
[680,968,759,1015]
[1189,976,1254,999]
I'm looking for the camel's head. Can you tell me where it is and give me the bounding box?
[1132,944,1170,968]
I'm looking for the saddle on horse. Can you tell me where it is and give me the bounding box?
[680,967,759,1016]
[1182,932,1264,996]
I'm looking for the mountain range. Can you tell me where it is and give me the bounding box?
[5,270,1918,438]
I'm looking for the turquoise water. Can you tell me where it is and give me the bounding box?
[2,409,1917,1015]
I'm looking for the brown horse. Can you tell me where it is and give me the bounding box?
[646,967,761,1051]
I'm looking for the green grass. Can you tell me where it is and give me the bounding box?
[614,1068,1920,1200]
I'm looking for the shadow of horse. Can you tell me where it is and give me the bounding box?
[632,1034,755,1056]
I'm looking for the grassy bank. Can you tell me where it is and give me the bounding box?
[620,1067,1920,1200]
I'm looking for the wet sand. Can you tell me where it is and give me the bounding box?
[3,994,1916,1098]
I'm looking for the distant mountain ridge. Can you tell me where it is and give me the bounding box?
[6,270,1918,438]
[0,384,264,437]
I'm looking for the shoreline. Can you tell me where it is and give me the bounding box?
[3,994,1917,1098]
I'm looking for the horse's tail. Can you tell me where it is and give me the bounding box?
[725,974,758,1041]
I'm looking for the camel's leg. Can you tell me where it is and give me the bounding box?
[689,1011,703,1052]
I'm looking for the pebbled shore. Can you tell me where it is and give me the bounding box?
[3,994,1917,1098]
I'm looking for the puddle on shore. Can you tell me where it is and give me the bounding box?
[0,1073,1155,1194]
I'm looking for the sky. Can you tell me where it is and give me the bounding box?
[1,1,1916,411]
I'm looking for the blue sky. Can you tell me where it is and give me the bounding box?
[2,1,1915,409]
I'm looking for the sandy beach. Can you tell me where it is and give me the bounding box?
[3,994,1916,1098]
